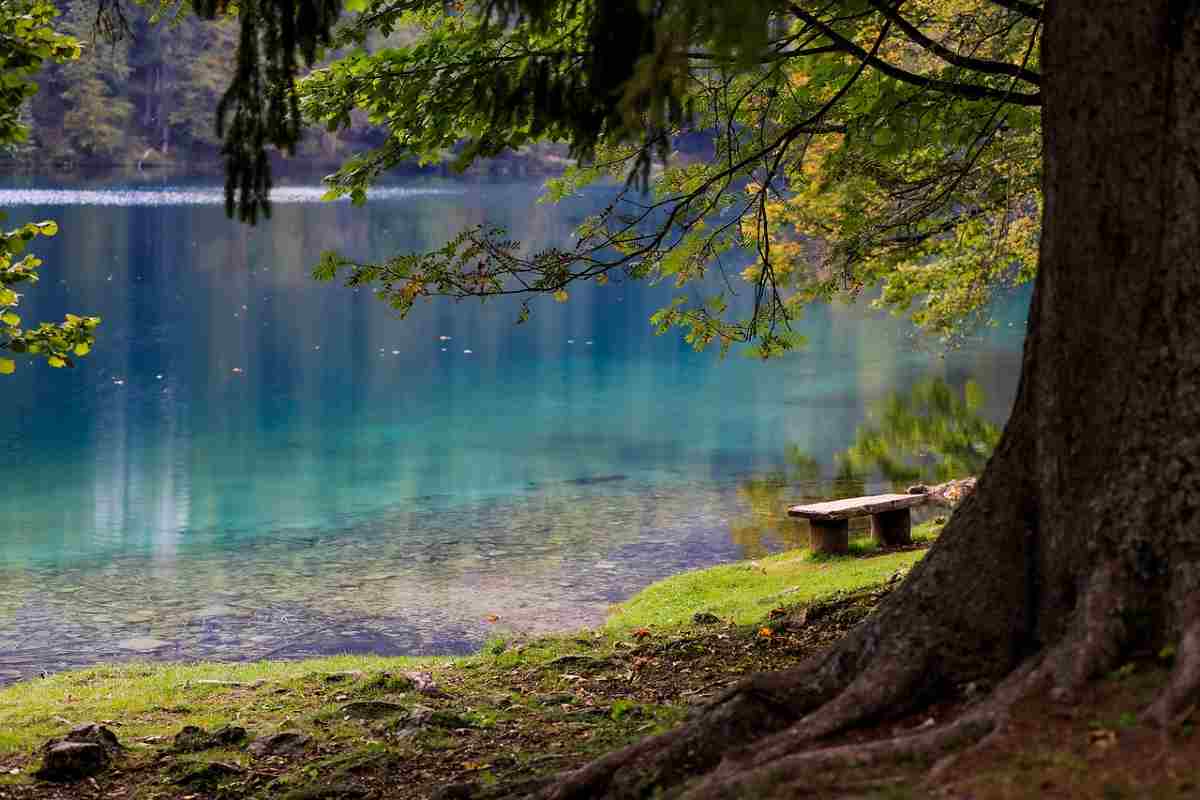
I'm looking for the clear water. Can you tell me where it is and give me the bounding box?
[0,177,1029,682]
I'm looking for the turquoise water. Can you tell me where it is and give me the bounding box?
[0,178,1028,682]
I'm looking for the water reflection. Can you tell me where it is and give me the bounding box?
[0,179,1027,681]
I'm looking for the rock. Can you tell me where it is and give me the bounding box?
[692,612,721,625]
[174,761,242,787]
[401,670,445,697]
[433,781,478,800]
[359,672,417,693]
[172,725,208,752]
[249,731,311,757]
[926,477,978,508]
[341,701,406,721]
[906,484,930,494]
[63,723,121,753]
[36,742,109,781]
[173,724,246,752]
[322,671,365,684]
[402,705,474,730]
[116,637,171,653]
[281,783,368,800]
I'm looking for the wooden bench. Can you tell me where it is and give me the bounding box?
[787,493,928,554]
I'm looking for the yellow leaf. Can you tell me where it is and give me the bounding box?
[595,274,608,286]
[74,342,90,356]
[47,356,65,368]
[553,289,569,303]
[0,358,13,375]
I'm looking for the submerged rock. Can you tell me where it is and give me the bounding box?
[116,637,171,653]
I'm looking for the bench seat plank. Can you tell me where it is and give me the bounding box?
[788,493,927,521]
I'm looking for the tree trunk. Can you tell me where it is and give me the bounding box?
[525,1,1200,797]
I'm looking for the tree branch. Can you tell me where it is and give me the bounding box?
[867,0,1040,86]
[787,3,1042,107]
[983,0,1042,21]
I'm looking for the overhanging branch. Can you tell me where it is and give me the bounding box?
[787,3,1042,107]
[867,0,1040,86]
[984,0,1042,21]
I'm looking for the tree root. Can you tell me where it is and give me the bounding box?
[686,659,1045,800]
[1146,561,1200,727]
[677,713,995,800]
[1147,618,1200,727]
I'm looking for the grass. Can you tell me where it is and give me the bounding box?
[605,521,938,632]
[0,526,943,798]
[0,654,446,754]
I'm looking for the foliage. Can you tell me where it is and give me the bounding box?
[0,220,101,375]
[293,0,1042,353]
[839,377,1001,483]
[0,0,100,374]
[0,0,81,150]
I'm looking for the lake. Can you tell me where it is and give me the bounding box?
[0,176,1028,683]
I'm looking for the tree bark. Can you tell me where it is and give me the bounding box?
[523,1,1200,797]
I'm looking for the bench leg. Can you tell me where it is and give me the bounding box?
[871,508,912,547]
[809,519,849,555]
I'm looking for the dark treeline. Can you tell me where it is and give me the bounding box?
[8,1,571,175]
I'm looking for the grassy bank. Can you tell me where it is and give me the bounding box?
[0,525,936,798]
[4,518,1197,799]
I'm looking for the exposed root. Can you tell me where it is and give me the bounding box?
[1146,618,1200,727]
[536,682,805,800]
[686,659,1048,800]
[679,702,996,800]
[1039,560,1130,697]
[724,651,929,767]
[1146,561,1200,727]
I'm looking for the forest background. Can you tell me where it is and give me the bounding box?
[2,1,571,175]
